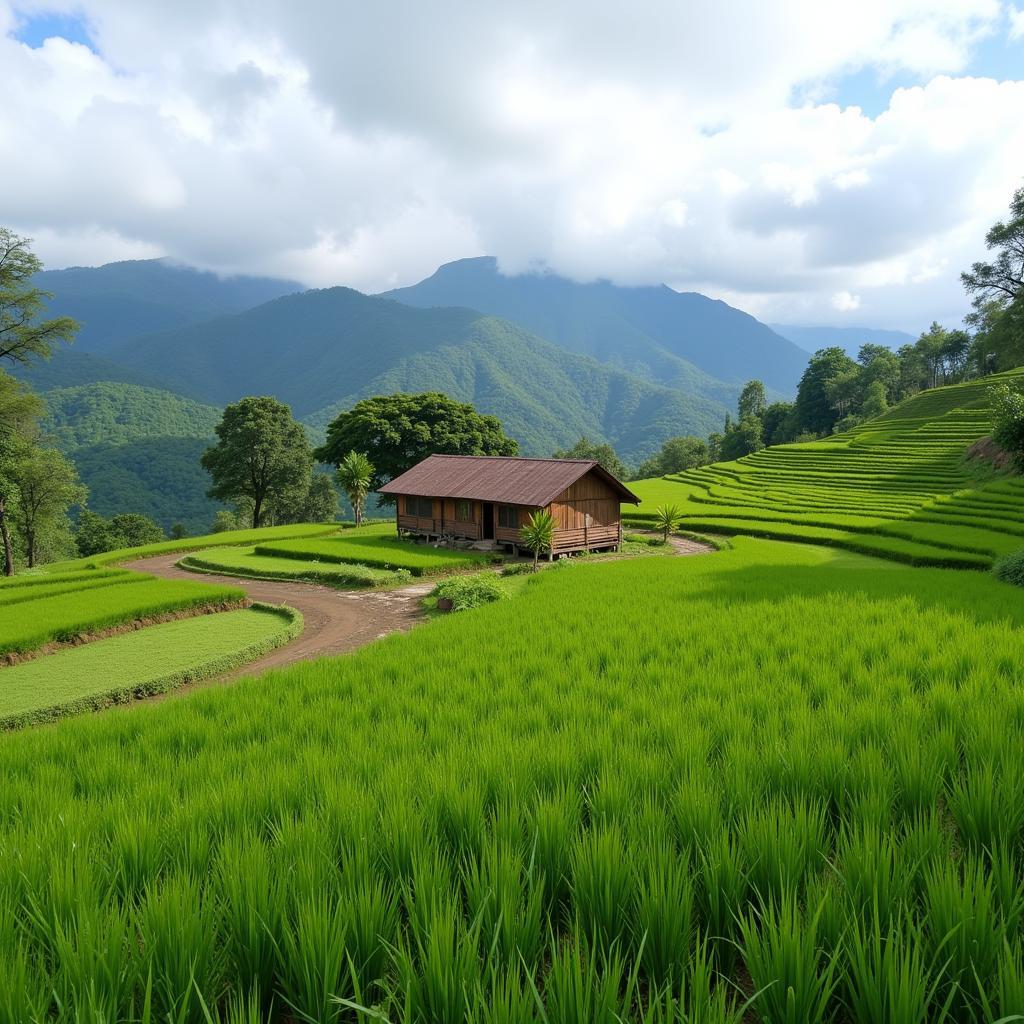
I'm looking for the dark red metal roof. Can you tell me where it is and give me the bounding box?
[378,455,640,506]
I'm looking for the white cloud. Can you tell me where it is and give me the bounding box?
[0,0,1021,330]
[832,290,863,311]
[1010,6,1024,39]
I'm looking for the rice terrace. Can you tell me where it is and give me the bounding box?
[5,7,1024,1021]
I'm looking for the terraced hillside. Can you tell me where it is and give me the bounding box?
[630,368,1024,568]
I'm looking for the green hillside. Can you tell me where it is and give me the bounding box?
[630,367,1024,567]
[43,382,221,450]
[109,287,729,462]
[383,255,808,394]
[72,437,221,535]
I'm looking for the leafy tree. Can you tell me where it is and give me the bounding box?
[211,509,244,533]
[170,523,188,540]
[989,381,1024,470]
[75,511,165,556]
[0,373,45,575]
[301,473,339,523]
[315,393,518,502]
[968,298,1024,374]
[762,402,797,446]
[737,380,767,422]
[335,451,373,526]
[653,504,682,543]
[706,432,723,463]
[202,396,312,529]
[551,437,629,480]
[0,229,79,366]
[636,435,709,477]
[519,509,555,571]
[720,415,764,460]
[857,345,901,401]
[9,445,86,567]
[795,348,858,435]
[962,185,1024,309]
[860,380,889,421]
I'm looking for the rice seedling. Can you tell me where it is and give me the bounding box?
[0,537,1021,1017]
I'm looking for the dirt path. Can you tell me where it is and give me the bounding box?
[123,553,434,677]
[631,530,717,556]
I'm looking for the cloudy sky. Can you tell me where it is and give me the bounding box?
[2,1,1023,332]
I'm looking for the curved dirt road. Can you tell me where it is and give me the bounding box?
[123,552,434,677]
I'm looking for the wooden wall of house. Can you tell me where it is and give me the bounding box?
[548,472,621,531]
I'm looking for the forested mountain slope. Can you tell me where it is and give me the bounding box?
[630,368,1024,567]
[108,287,729,462]
[383,256,808,394]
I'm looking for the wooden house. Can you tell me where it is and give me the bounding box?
[378,455,640,556]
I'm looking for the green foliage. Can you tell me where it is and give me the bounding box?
[335,451,373,525]
[76,510,165,557]
[519,509,555,569]
[0,229,78,367]
[994,549,1024,587]
[203,396,312,528]
[989,380,1024,469]
[738,379,767,421]
[316,392,518,499]
[635,435,710,478]
[300,472,339,523]
[653,504,682,542]
[0,576,242,658]
[433,573,507,610]
[551,437,629,480]
[0,605,300,728]
[2,540,1024,1014]
[41,382,220,450]
[796,347,859,435]
[71,436,223,535]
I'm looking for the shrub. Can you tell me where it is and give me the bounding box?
[994,549,1024,587]
[500,562,534,576]
[433,574,506,611]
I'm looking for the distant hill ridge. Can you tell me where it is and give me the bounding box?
[382,256,809,395]
[106,286,730,463]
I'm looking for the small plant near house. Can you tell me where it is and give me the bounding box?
[519,510,555,571]
[336,451,374,526]
[500,561,535,577]
[432,574,506,611]
[653,503,683,542]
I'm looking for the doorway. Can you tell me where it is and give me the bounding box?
[482,502,495,540]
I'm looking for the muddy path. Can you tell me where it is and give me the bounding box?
[122,553,434,677]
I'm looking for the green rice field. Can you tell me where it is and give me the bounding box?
[0,604,301,729]
[178,546,412,587]
[629,366,1024,568]
[256,523,498,575]
[0,577,244,658]
[2,537,1024,1019]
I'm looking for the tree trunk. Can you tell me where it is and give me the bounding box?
[0,496,14,577]
[355,497,362,526]
[252,494,262,530]
[26,530,35,568]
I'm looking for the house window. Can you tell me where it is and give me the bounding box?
[455,500,472,521]
[406,496,433,517]
[498,504,519,529]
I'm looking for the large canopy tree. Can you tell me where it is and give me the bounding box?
[794,347,858,436]
[9,444,85,567]
[0,228,78,366]
[315,392,518,501]
[0,374,45,575]
[202,396,312,529]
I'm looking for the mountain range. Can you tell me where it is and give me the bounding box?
[769,323,917,357]
[11,255,900,529]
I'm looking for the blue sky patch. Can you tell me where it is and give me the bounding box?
[12,10,96,51]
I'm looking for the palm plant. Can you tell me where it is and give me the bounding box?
[519,510,555,571]
[335,451,374,526]
[654,503,682,542]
